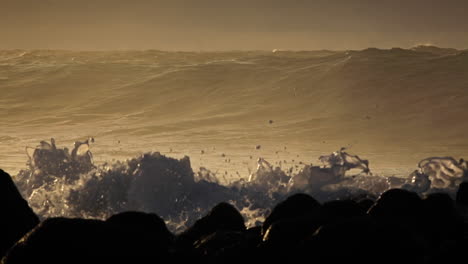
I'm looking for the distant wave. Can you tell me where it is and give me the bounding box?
[1,47,467,126]
[1,46,468,181]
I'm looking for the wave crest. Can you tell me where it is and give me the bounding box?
[14,138,468,232]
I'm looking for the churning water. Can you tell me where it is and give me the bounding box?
[1,47,468,230]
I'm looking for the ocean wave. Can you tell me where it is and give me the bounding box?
[13,138,467,233]
[2,47,468,201]
[1,48,466,124]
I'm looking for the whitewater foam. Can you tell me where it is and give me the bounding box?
[12,138,467,232]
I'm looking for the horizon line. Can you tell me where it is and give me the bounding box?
[0,45,465,53]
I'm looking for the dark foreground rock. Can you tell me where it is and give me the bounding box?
[3,214,174,263]
[2,165,468,263]
[0,169,39,258]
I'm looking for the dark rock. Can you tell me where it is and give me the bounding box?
[305,217,379,263]
[368,189,422,222]
[456,181,468,206]
[106,211,175,254]
[3,215,173,263]
[261,217,320,249]
[194,230,256,262]
[421,192,463,260]
[0,169,39,258]
[176,202,245,257]
[262,193,320,235]
[320,199,367,224]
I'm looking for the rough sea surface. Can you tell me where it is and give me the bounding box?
[1,46,468,230]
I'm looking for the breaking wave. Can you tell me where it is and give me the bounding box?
[14,138,468,233]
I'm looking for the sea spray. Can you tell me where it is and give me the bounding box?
[14,138,468,233]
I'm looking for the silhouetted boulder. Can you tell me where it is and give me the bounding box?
[106,211,175,255]
[245,225,262,245]
[177,202,245,255]
[3,216,173,263]
[193,230,257,262]
[368,189,426,263]
[423,193,462,241]
[320,200,367,224]
[305,217,379,264]
[368,189,423,222]
[456,182,468,247]
[261,217,321,251]
[357,198,376,212]
[0,169,39,258]
[422,193,464,262]
[456,181,468,206]
[262,193,320,235]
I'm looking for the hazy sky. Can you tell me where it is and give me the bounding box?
[1,0,468,50]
